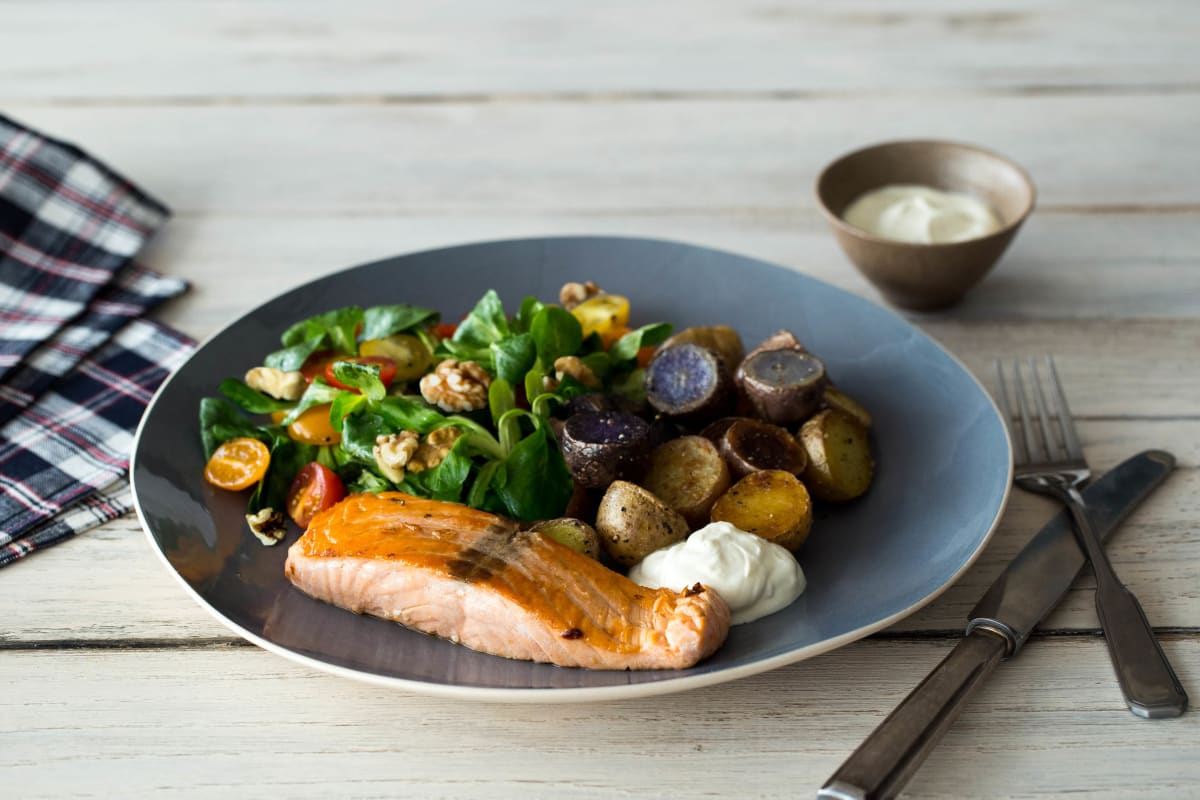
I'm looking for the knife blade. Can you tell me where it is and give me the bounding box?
[818,449,1175,800]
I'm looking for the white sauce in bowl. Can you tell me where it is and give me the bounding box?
[628,522,806,625]
[842,184,1002,244]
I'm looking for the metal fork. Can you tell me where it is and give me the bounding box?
[995,356,1187,718]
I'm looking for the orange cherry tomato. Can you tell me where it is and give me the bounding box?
[636,344,657,369]
[287,403,341,445]
[204,437,270,491]
[286,462,347,528]
[323,356,397,392]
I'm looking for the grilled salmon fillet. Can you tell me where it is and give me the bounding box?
[284,492,730,670]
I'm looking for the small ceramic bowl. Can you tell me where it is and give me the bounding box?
[816,140,1036,311]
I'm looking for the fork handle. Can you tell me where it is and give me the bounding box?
[1065,488,1188,719]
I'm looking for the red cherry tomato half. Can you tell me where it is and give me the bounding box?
[323,356,397,392]
[286,462,347,528]
[433,322,458,340]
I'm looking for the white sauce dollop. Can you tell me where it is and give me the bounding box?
[842,184,1002,244]
[628,521,806,625]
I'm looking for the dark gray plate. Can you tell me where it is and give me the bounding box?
[131,236,1011,701]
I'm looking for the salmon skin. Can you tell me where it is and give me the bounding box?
[284,492,730,670]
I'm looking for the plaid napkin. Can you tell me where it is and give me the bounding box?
[0,114,194,567]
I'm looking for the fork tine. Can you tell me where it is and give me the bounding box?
[993,360,1023,462]
[1012,358,1044,463]
[1045,355,1085,459]
[1027,356,1064,460]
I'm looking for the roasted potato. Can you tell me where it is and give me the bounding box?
[718,418,807,479]
[528,517,602,560]
[645,343,735,423]
[640,435,731,528]
[596,480,690,566]
[659,325,745,376]
[561,411,651,489]
[709,469,813,552]
[798,409,874,501]
[821,386,873,429]
[737,348,826,426]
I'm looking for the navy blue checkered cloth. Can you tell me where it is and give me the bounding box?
[0,114,193,567]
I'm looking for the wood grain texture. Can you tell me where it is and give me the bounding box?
[5,96,1199,219]
[3,1,1198,100]
[3,639,1198,798]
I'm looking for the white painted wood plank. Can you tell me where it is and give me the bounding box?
[3,1,1198,99]
[132,211,1200,332]
[3,421,1195,645]
[2,638,1197,798]
[5,97,1199,220]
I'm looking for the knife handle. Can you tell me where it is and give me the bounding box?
[818,630,1009,800]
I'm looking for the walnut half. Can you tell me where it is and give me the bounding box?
[559,281,601,310]
[419,359,491,413]
[374,431,419,483]
[407,427,464,472]
[246,508,287,546]
[245,366,307,401]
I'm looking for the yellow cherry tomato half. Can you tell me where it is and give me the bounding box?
[287,403,341,446]
[358,333,433,381]
[570,294,630,340]
[204,437,270,491]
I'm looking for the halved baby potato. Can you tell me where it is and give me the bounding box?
[528,517,602,561]
[798,408,874,502]
[709,469,813,552]
[596,481,690,567]
[640,435,731,528]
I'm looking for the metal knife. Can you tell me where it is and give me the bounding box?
[818,449,1177,800]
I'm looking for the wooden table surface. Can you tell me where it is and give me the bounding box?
[4,3,1199,797]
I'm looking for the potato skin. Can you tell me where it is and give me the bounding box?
[560,410,651,489]
[660,326,745,376]
[798,409,874,502]
[719,418,807,480]
[641,436,731,528]
[528,518,602,561]
[596,481,690,567]
[709,469,813,552]
[821,386,873,429]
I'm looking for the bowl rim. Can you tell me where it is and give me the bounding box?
[814,138,1037,250]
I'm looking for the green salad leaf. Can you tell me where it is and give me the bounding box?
[339,412,390,465]
[360,304,438,341]
[218,378,293,415]
[609,322,672,364]
[530,305,583,364]
[329,360,387,402]
[491,332,537,384]
[265,307,364,371]
[494,422,573,522]
[376,395,448,435]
